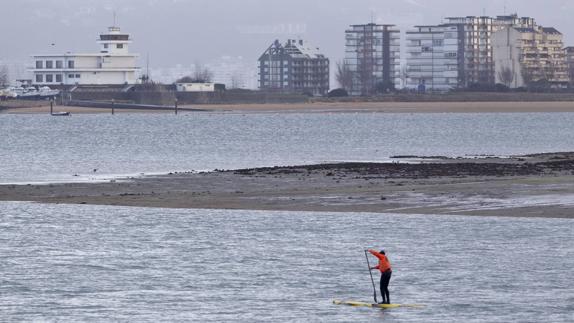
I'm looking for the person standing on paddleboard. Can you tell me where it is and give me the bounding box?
[368,249,392,304]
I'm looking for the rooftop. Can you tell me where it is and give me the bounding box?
[260,39,327,60]
[284,39,325,59]
[542,27,561,35]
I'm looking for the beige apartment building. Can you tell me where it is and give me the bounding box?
[565,47,574,87]
[441,14,538,88]
[493,26,569,88]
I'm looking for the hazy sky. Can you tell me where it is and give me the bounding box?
[1,0,573,68]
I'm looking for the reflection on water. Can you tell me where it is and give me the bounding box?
[2,112,574,183]
[1,202,572,322]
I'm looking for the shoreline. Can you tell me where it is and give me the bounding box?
[3,100,574,114]
[2,152,574,219]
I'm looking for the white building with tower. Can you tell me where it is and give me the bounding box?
[30,26,139,86]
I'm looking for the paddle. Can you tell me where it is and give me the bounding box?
[364,249,378,304]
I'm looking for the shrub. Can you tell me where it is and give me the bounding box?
[327,88,349,97]
[494,83,510,92]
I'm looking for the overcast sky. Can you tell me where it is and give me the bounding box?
[1,0,573,68]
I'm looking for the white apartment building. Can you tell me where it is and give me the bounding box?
[493,26,569,88]
[30,26,139,86]
[406,25,461,91]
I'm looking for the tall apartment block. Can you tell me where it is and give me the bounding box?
[406,25,462,91]
[344,24,400,96]
[406,14,540,90]
[442,16,496,87]
[564,47,574,87]
[493,26,569,88]
[258,39,329,96]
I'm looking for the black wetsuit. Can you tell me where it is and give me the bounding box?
[380,270,392,304]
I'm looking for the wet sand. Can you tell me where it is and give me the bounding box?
[2,152,574,218]
[4,100,574,114]
[184,101,574,114]
[0,105,177,114]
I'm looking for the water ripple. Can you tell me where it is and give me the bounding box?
[0,202,572,321]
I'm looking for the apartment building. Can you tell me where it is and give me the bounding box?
[344,23,400,96]
[30,26,139,86]
[495,15,536,29]
[493,26,569,88]
[405,25,462,91]
[565,47,574,87]
[413,14,539,88]
[442,16,496,87]
[258,39,329,96]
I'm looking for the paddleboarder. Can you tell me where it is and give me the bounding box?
[368,249,392,304]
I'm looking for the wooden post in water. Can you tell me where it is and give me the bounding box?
[175,98,178,115]
[111,99,115,115]
[50,99,53,115]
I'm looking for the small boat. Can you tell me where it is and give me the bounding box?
[51,111,71,116]
[17,86,60,100]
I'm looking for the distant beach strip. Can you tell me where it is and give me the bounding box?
[3,100,574,114]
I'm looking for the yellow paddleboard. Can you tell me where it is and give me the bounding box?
[333,300,425,309]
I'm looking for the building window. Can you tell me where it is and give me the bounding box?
[68,60,75,68]
[75,74,81,78]
[45,74,53,83]
[104,44,108,49]
[117,44,123,49]
[56,61,63,69]
[46,61,53,69]
[36,61,43,69]
[36,74,43,83]
[56,74,63,83]
[68,74,75,78]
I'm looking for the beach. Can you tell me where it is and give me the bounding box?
[2,152,574,218]
[3,100,574,114]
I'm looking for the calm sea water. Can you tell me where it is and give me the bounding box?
[0,202,572,322]
[1,112,574,183]
[1,112,573,321]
